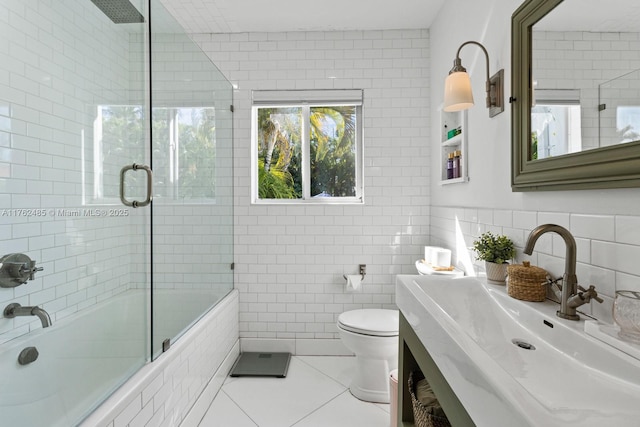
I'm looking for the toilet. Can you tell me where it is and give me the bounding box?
[337,309,399,403]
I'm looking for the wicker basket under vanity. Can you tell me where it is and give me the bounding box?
[507,261,548,302]
[408,371,451,427]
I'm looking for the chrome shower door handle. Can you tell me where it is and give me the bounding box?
[120,163,153,208]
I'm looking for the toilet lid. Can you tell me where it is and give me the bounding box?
[338,309,399,337]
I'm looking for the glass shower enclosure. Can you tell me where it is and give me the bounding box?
[599,68,640,149]
[0,0,233,425]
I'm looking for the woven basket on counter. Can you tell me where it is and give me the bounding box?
[507,261,548,302]
[408,371,451,427]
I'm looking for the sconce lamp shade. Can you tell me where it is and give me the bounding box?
[443,71,474,112]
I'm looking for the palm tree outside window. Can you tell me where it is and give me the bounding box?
[251,89,364,204]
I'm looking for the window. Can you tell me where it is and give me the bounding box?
[616,106,640,143]
[251,90,363,203]
[531,89,582,159]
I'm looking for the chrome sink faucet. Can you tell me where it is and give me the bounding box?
[524,224,602,320]
[3,303,52,328]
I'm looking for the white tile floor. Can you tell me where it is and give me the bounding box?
[198,356,392,427]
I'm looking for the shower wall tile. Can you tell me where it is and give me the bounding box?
[0,0,138,343]
[197,29,431,342]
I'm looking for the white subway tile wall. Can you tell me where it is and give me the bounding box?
[430,206,640,324]
[532,31,640,150]
[193,29,431,341]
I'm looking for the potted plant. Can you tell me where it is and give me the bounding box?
[472,231,515,284]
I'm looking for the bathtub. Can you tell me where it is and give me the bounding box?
[0,288,239,427]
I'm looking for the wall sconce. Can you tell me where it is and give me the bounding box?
[443,41,504,118]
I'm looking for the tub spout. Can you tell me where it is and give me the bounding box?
[3,303,52,328]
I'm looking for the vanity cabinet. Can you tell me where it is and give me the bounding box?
[397,313,475,427]
[439,108,468,184]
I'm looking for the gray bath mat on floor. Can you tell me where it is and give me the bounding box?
[229,352,291,377]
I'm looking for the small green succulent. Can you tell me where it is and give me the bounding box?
[472,232,515,264]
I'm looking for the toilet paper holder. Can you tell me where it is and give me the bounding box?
[343,264,366,281]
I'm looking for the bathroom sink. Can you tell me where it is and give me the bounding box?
[396,274,640,427]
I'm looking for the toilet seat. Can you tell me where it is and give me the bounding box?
[338,309,399,337]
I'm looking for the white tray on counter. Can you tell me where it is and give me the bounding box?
[415,260,464,277]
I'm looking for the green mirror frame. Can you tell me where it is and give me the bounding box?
[511,0,640,191]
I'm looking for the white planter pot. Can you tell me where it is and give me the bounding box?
[485,261,508,285]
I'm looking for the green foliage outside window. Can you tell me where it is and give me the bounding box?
[257,107,302,199]
[99,105,217,201]
[256,105,357,199]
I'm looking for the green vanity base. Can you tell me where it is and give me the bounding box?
[398,313,476,427]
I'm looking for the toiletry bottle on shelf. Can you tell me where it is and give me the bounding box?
[447,152,454,179]
[447,126,462,140]
[451,151,458,178]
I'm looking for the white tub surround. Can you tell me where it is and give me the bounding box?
[79,290,238,427]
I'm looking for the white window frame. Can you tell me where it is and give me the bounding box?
[616,106,640,143]
[531,89,582,158]
[251,89,364,204]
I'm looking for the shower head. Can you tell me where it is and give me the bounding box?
[90,0,145,24]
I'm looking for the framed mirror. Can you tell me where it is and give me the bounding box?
[511,0,640,191]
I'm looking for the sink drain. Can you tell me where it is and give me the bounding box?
[511,339,535,350]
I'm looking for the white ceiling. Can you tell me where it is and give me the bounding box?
[159,0,446,34]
